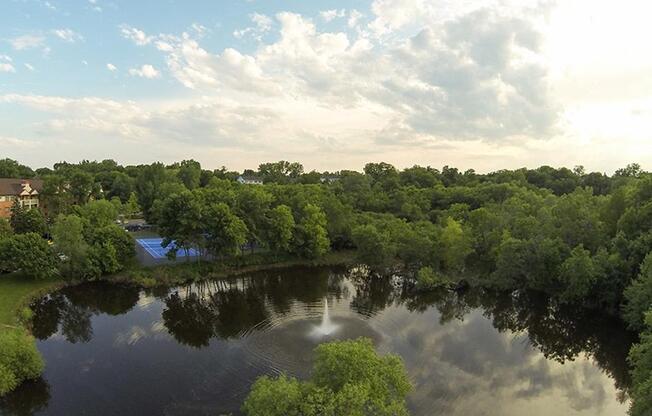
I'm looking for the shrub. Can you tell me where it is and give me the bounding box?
[0,330,44,396]
[416,266,451,290]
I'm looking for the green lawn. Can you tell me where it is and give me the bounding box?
[0,274,60,330]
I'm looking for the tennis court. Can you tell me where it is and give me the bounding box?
[136,238,200,259]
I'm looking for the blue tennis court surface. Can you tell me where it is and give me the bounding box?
[136,238,200,259]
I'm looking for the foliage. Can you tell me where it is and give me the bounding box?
[243,338,411,416]
[9,204,47,236]
[0,233,58,279]
[0,218,12,239]
[0,159,35,178]
[628,312,652,416]
[51,214,90,279]
[293,204,330,259]
[0,329,44,396]
[266,205,295,254]
[351,224,395,269]
[76,199,118,228]
[624,253,652,330]
[416,266,451,290]
[204,203,248,258]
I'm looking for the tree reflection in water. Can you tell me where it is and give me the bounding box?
[25,266,637,407]
[30,282,140,343]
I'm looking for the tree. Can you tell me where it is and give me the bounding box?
[135,163,169,220]
[265,205,295,254]
[293,204,330,259]
[236,186,273,252]
[204,203,248,258]
[439,217,472,273]
[156,191,204,259]
[125,192,141,218]
[258,161,304,184]
[10,203,47,235]
[351,224,395,268]
[77,199,118,228]
[624,253,652,330]
[628,311,652,416]
[243,338,411,416]
[51,215,90,279]
[0,159,35,178]
[87,224,135,269]
[177,159,201,190]
[559,245,597,303]
[0,233,58,279]
[0,218,12,239]
[68,170,95,204]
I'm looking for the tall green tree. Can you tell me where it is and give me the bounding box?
[265,205,295,254]
[51,214,90,278]
[0,233,58,279]
[10,203,47,235]
[77,199,118,228]
[351,224,395,269]
[237,186,273,253]
[156,191,205,259]
[624,253,652,330]
[177,160,202,190]
[204,203,248,258]
[293,204,330,259]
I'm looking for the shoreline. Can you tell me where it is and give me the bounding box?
[0,250,357,334]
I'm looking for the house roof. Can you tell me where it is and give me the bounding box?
[238,175,263,181]
[0,178,43,196]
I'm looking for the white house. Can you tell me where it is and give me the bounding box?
[237,175,264,185]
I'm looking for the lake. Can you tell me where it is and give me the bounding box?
[0,266,635,416]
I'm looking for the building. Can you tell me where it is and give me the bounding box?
[237,175,264,185]
[0,178,44,219]
[320,175,340,184]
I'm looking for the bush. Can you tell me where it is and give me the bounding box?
[0,330,44,396]
[416,266,451,290]
[243,338,411,416]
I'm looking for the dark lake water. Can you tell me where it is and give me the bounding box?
[0,266,636,416]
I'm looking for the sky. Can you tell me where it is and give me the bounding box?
[1,0,651,173]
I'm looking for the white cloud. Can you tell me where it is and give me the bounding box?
[8,34,46,50]
[5,1,649,173]
[0,63,16,73]
[44,1,56,11]
[52,28,84,42]
[24,63,35,71]
[106,63,117,71]
[128,64,160,79]
[320,9,346,22]
[348,10,363,28]
[234,13,273,40]
[120,25,153,45]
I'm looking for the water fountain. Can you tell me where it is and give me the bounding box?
[311,298,339,338]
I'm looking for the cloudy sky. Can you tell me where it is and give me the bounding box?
[1,0,651,173]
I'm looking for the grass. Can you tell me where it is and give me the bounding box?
[0,274,61,331]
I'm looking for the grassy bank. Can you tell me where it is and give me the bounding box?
[109,249,358,288]
[0,275,62,331]
[1,250,357,329]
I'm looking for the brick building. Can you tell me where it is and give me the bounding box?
[0,178,44,219]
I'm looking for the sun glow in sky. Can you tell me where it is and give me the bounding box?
[0,0,651,172]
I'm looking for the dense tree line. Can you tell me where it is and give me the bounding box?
[2,157,652,413]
